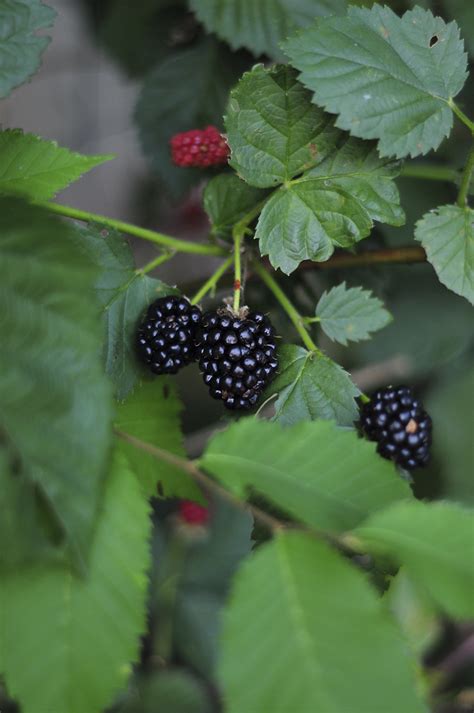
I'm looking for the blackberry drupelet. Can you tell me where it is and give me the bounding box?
[360,385,432,470]
[137,295,202,375]
[196,307,279,410]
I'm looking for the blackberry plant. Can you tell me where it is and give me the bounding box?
[1,3,473,713]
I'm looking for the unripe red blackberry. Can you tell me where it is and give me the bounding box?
[137,295,202,375]
[178,500,209,526]
[359,386,432,470]
[170,126,229,168]
[196,307,278,410]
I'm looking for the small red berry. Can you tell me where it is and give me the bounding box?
[170,126,229,168]
[178,500,209,526]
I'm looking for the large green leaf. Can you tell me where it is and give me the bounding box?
[284,5,468,158]
[200,417,411,533]
[190,0,347,60]
[220,532,426,713]
[355,501,474,620]
[0,130,113,200]
[0,0,55,97]
[316,282,392,345]
[135,38,248,196]
[72,224,173,399]
[268,344,360,426]
[115,379,201,501]
[203,173,270,239]
[0,453,152,713]
[0,199,112,569]
[415,204,474,305]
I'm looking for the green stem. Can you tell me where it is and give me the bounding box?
[457,144,474,207]
[34,200,226,256]
[399,163,459,183]
[137,251,176,275]
[252,261,320,353]
[303,316,321,324]
[449,99,474,134]
[190,256,234,305]
[233,230,243,312]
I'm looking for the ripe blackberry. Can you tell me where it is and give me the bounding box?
[170,126,229,168]
[359,386,432,470]
[137,295,202,375]
[196,307,278,410]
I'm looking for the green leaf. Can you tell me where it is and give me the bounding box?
[0,0,56,98]
[119,671,213,713]
[201,417,411,533]
[255,180,372,273]
[316,282,392,345]
[72,224,173,400]
[268,344,360,426]
[0,452,152,713]
[190,0,347,60]
[0,198,112,569]
[284,4,468,158]
[0,130,113,200]
[225,64,340,188]
[220,532,426,713]
[134,38,248,197]
[203,173,270,239]
[115,379,201,501]
[415,204,474,305]
[355,501,474,620]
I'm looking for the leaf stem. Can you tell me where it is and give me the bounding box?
[136,251,176,275]
[34,200,226,256]
[449,99,474,135]
[252,261,321,354]
[399,163,459,183]
[457,144,474,207]
[190,256,234,305]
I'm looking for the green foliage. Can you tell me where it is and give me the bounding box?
[284,4,468,158]
[201,417,411,533]
[119,671,213,713]
[220,531,426,713]
[190,0,347,60]
[0,453,152,713]
[135,37,248,196]
[315,282,392,345]
[115,379,201,501]
[203,173,270,239]
[268,344,360,425]
[355,501,474,619]
[0,199,112,569]
[0,0,55,98]
[71,224,173,399]
[0,129,113,200]
[415,204,474,304]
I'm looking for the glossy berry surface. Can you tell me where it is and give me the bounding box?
[196,308,279,410]
[137,296,202,375]
[170,126,229,168]
[179,500,209,526]
[359,385,432,470]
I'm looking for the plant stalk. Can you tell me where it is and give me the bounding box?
[190,256,234,305]
[457,144,474,207]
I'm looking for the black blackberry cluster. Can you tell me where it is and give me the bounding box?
[136,295,202,375]
[360,386,432,470]
[196,308,278,410]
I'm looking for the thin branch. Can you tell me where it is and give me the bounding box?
[190,256,233,305]
[457,144,474,208]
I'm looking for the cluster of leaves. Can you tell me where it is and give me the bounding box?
[0,1,473,713]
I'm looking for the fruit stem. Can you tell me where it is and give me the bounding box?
[190,256,234,305]
[449,99,474,135]
[233,228,243,312]
[252,261,321,354]
[457,143,474,207]
[136,250,176,275]
[33,200,227,256]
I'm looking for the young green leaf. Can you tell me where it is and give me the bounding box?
[203,173,270,239]
[190,0,347,61]
[220,532,427,713]
[355,501,474,620]
[0,0,56,98]
[316,282,392,345]
[0,453,151,713]
[268,344,360,425]
[415,204,474,305]
[0,130,113,200]
[284,5,468,158]
[0,199,112,569]
[200,417,411,534]
[72,224,174,399]
[115,379,201,501]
